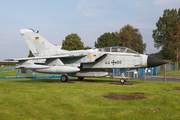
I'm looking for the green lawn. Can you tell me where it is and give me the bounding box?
[0,78,180,120]
[158,69,180,76]
[0,67,16,77]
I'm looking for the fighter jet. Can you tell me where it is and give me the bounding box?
[7,29,167,84]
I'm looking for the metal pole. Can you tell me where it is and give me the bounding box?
[113,68,115,79]
[136,68,138,79]
[155,67,157,75]
[151,68,153,76]
[176,43,179,70]
[128,68,129,80]
[164,64,166,82]
[16,69,17,78]
[144,68,146,81]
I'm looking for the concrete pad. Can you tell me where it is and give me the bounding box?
[109,82,135,85]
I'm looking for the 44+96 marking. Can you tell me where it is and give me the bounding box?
[105,60,122,65]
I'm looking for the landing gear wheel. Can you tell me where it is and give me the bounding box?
[120,78,125,84]
[61,75,68,82]
[78,77,84,80]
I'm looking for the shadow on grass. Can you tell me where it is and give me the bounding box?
[14,78,61,83]
[13,77,141,84]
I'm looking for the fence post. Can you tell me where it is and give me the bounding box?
[112,68,114,79]
[35,72,37,78]
[128,68,129,80]
[155,67,157,75]
[164,64,166,82]
[16,69,17,78]
[144,68,146,81]
[151,68,153,76]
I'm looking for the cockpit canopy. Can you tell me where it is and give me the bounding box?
[98,46,139,54]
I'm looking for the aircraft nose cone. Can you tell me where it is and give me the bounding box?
[147,56,167,67]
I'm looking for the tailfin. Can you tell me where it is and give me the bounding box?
[20,29,62,56]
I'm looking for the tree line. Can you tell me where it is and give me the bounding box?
[61,24,146,54]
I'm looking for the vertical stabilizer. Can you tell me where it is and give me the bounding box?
[20,29,62,56]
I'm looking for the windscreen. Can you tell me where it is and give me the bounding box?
[98,47,138,54]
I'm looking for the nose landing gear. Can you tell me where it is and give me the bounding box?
[120,78,126,84]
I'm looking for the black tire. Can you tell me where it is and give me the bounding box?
[61,75,68,82]
[120,78,125,84]
[78,77,84,80]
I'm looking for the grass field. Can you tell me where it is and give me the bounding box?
[1,77,180,120]
[158,69,180,76]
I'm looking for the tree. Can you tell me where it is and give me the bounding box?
[148,49,165,60]
[169,20,180,69]
[152,8,180,69]
[28,50,35,57]
[84,46,92,50]
[116,24,146,54]
[94,32,123,48]
[62,33,84,50]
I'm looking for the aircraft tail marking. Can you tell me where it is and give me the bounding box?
[20,29,62,56]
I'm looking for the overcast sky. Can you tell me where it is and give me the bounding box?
[0,0,180,61]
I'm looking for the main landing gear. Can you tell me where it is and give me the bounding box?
[61,75,68,82]
[120,78,126,84]
[61,75,84,82]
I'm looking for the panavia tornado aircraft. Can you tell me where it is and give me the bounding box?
[7,29,167,84]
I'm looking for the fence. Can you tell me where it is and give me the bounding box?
[112,63,178,78]
[0,66,62,79]
[113,67,157,77]
[1,63,179,79]
[157,64,176,73]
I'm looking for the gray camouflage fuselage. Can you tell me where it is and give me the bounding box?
[12,29,167,78]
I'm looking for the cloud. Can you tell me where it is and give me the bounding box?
[135,0,144,7]
[74,0,106,17]
[82,8,106,17]
[154,0,171,5]
[153,0,180,9]
[106,19,155,32]
[74,0,87,12]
